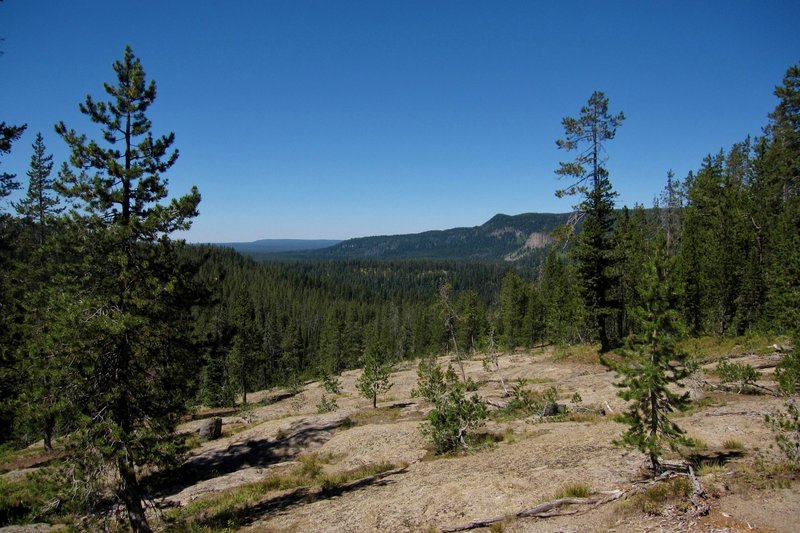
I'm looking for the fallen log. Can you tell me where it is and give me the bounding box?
[688,465,710,516]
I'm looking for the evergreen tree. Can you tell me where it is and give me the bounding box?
[455,288,484,354]
[226,289,263,405]
[498,270,527,350]
[539,246,585,346]
[356,336,393,408]
[14,133,61,243]
[0,121,26,443]
[603,232,691,473]
[0,122,26,202]
[555,91,624,351]
[756,64,800,334]
[53,46,201,532]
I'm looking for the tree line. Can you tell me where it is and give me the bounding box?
[0,44,797,530]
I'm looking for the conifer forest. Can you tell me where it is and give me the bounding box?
[1,46,799,532]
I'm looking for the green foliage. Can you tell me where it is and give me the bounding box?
[356,347,393,409]
[716,359,760,393]
[48,46,203,532]
[555,91,625,352]
[621,477,693,515]
[604,232,691,473]
[416,361,488,453]
[322,372,342,395]
[498,380,560,419]
[316,394,338,414]
[13,133,62,245]
[766,400,800,463]
[776,347,800,395]
[0,121,26,200]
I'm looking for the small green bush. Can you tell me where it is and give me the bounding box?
[316,394,338,413]
[321,373,342,395]
[717,359,759,392]
[766,399,800,463]
[416,361,488,454]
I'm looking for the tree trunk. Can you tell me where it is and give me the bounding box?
[43,413,55,452]
[118,455,151,533]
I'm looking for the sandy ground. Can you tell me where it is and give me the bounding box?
[143,347,800,533]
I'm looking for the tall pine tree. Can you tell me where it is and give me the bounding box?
[53,46,201,533]
[555,91,625,351]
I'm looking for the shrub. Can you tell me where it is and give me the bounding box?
[766,400,800,463]
[776,349,800,395]
[316,394,338,414]
[416,362,487,454]
[321,373,342,395]
[717,360,759,393]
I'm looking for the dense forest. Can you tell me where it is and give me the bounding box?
[0,46,798,532]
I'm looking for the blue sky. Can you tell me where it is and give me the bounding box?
[2,1,798,242]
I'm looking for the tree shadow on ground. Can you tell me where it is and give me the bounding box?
[686,449,745,469]
[144,417,347,498]
[191,468,404,530]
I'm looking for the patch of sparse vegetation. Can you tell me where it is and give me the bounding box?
[552,344,602,364]
[316,394,338,413]
[766,399,800,464]
[730,456,798,492]
[617,477,692,516]
[683,335,776,364]
[165,456,404,530]
[0,467,80,527]
[697,461,727,476]
[684,436,709,451]
[717,359,760,393]
[553,481,591,499]
[678,394,728,416]
[722,438,744,451]
[494,380,561,420]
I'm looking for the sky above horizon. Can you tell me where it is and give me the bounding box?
[2,1,799,242]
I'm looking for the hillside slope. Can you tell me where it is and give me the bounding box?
[307,212,570,262]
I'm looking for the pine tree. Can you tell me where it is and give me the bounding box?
[226,289,263,405]
[756,64,800,334]
[53,46,201,533]
[356,334,393,408]
[0,122,26,203]
[0,121,26,443]
[555,91,625,351]
[603,232,691,473]
[498,270,527,350]
[14,133,61,243]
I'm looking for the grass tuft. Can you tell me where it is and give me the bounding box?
[554,481,591,499]
[722,438,744,451]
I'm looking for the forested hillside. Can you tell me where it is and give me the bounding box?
[299,212,569,262]
[0,46,798,532]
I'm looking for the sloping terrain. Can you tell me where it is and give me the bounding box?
[3,346,797,532]
[264,212,571,262]
[153,347,799,532]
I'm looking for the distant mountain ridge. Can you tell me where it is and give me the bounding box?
[218,213,571,262]
[218,213,572,262]
[218,239,342,255]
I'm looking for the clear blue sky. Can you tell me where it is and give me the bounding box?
[2,1,798,242]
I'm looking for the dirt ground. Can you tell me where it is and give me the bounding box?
[5,347,796,532]
[146,347,798,533]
